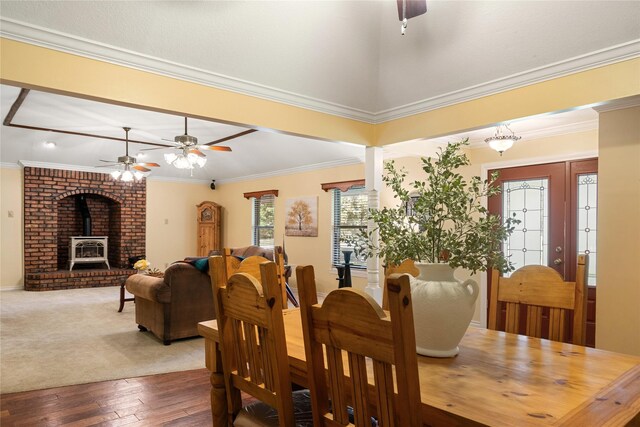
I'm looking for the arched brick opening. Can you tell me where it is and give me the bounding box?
[23,167,146,291]
[56,193,122,270]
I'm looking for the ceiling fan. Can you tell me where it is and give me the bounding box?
[143,117,257,170]
[96,127,160,181]
[398,0,427,35]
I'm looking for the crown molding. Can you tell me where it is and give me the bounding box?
[18,160,114,174]
[374,39,640,123]
[16,160,215,183]
[145,175,210,184]
[13,159,364,184]
[383,118,599,159]
[467,119,599,148]
[2,18,638,125]
[0,162,21,169]
[0,18,375,123]
[592,95,640,113]
[217,157,364,185]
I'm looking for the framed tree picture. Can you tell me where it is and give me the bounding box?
[285,196,318,237]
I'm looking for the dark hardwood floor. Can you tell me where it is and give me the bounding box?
[1,368,213,426]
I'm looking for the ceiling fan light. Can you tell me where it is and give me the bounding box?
[134,171,144,180]
[186,152,199,162]
[196,156,207,167]
[121,170,134,182]
[174,155,192,169]
[164,153,177,164]
[111,170,122,179]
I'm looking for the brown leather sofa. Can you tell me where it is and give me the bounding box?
[125,245,284,345]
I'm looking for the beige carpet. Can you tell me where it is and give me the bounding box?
[0,286,205,394]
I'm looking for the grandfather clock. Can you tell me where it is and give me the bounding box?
[196,201,221,256]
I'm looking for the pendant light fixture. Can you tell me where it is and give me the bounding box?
[484,124,521,155]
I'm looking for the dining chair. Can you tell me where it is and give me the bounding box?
[209,256,312,426]
[382,259,419,310]
[297,265,422,427]
[223,248,291,308]
[488,254,589,345]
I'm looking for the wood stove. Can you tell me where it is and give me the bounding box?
[69,236,110,271]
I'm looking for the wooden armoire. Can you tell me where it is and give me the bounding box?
[196,201,221,256]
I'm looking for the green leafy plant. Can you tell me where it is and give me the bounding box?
[348,139,518,274]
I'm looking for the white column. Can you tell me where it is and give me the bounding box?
[364,146,383,304]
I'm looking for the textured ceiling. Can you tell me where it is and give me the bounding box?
[1,1,638,113]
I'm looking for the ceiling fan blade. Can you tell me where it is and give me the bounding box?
[99,159,117,163]
[198,145,232,152]
[95,163,119,168]
[132,165,151,172]
[187,148,206,158]
[137,162,160,167]
[397,0,427,20]
[204,129,257,146]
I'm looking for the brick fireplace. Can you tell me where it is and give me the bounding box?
[23,167,145,291]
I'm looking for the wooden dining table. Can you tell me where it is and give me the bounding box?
[199,309,640,426]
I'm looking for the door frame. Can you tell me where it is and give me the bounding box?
[477,150,598,328]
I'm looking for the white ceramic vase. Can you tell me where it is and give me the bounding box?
[409,263,479,357]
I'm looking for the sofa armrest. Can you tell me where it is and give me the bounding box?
[164,262,207,282]
[126,274,170,303]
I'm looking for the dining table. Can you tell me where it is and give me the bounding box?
[199,309,640,426]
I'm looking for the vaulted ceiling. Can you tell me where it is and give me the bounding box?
[1,1,638,180]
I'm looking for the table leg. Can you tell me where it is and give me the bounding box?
[205,338,230,427]
[118,282,126,312]
[118,281,135,312]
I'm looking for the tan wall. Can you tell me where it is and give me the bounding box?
[145,179,221,272]
[596,106,640,356]
[0,167,23,289]
[213,163,367,295]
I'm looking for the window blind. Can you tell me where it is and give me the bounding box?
[332,186,368,268]
[252,194,275,247]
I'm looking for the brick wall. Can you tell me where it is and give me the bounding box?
[23,167,145,290]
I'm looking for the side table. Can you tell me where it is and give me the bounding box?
[118,279,135,312]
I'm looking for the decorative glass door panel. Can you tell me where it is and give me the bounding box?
[502,178,549,275]
[577,173,598,285]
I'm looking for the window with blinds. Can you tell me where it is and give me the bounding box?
[332,186,368,268]
[252,195,275,247]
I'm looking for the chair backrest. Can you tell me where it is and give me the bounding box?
[488,254,588,345]
[223,248,289,308]
[382,259,419,310]
[209,256,296,426]
[297,265,422,427]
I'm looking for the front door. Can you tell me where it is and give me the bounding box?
[488,158,598,347]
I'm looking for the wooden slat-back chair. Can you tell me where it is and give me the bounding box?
[209,256,298,426]
[223,248,290,308]
[297,265,422,427]
[382,259,419,310]
[488,254,589,345]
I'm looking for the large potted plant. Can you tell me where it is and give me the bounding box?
[350,139,518,357]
